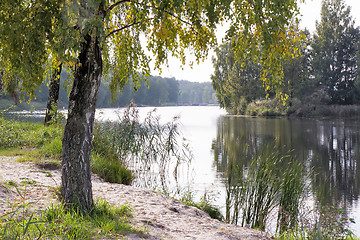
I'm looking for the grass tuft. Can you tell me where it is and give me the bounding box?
[179,190,223,221]
[91,153,135,185]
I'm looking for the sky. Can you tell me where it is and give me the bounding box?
[151,0,360,83]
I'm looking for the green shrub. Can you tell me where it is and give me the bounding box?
[91,153,134,185]
[245,99,290,117]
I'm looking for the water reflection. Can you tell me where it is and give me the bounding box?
[212,116,360,233]
[3,110,45,122]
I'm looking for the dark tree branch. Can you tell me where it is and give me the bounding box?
[162,9,193,27]
[106,0,130,16]
[105,21,140,39]
[132,0,194,27]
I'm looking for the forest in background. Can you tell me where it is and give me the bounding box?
[0,74,217,110]
[211,0,360,118]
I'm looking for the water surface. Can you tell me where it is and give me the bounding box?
[5,106,360,234]
[97,106,360,235]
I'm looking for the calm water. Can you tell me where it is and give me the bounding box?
[97,106,360,235]
[213,115,360,234]
[5,106,360,234]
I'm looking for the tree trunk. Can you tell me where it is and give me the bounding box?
[44,63,62,126]
[61,33,102,213]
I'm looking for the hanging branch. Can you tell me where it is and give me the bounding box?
[106,0,131,16]
[105,21,141,39]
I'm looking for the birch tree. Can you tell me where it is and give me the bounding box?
[0,0,303,212]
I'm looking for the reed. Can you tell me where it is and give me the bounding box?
[277,160,308,233]
[92,105,192,187]
[225,144,307,232]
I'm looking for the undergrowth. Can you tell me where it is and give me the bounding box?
[0,117,63,160]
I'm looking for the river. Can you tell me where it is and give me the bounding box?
[94,106,360,235]
[4,106,360,235]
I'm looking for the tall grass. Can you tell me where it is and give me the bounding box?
[0,117,63,159]
[277,160,307,233]
[225,144,308,232]
[92,105,192,188]
[1,105,191,187]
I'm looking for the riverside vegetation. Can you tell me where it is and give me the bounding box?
[223,144,358,239]
[1,106,359,239]
[0,106,215,239]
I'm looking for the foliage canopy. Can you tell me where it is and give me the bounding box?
[0,0,304,99]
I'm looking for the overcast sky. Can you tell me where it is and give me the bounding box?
[151,0,360,83]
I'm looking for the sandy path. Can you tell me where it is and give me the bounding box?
[0,156,271,240]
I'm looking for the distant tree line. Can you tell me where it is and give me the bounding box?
[97,76,216,107]
[0,74,216,109]
[212,0,360,115]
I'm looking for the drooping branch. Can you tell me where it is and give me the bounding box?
[106,0,130,16]
[162,9,193,27]
[108,0,198,39]
[105,21,141,39]
[131,0,194,27]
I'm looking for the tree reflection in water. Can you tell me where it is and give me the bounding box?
[212,116,360,232]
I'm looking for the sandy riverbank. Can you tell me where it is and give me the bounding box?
[0,156,271,240]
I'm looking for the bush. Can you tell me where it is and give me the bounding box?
[245,99,288,117]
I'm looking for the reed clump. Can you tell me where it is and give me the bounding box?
[92,105,192,187]
[225,145,308,233]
